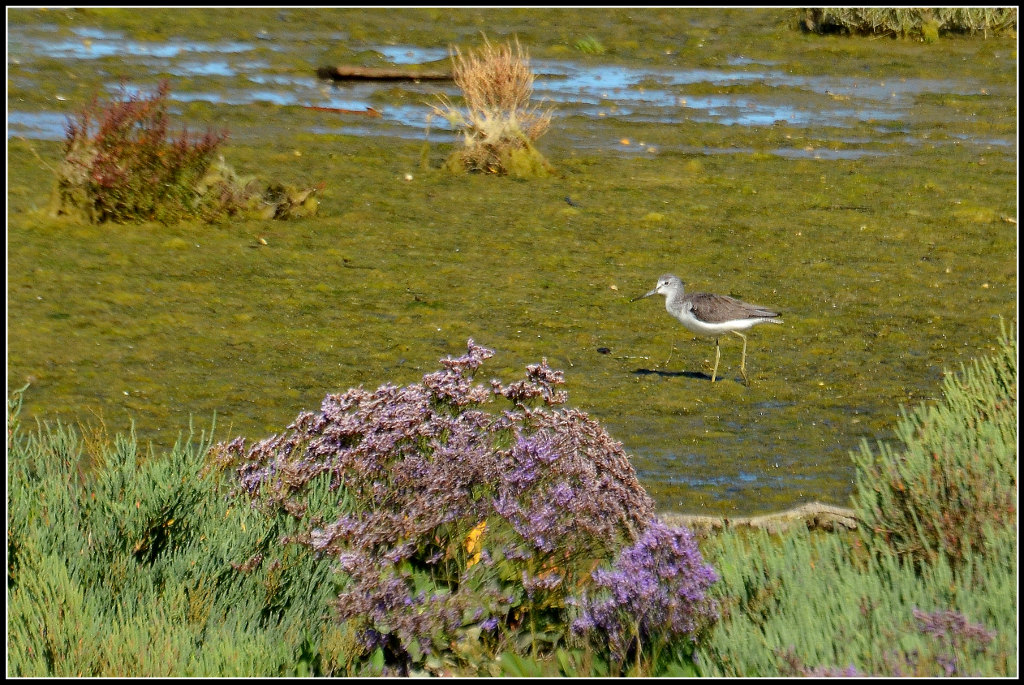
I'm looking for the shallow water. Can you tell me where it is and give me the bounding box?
[8,21,1013,157]
[7,8,1017,516]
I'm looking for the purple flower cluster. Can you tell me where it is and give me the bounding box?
[777,609,997,677]
[492,359,569,406]
[911,608,996,676]
[875,608,998,677]
[572,520,719,663]
[912,608,996,646]
[210,340,658,669]
[776,648,864,677]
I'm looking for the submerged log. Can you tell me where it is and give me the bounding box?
[303,105,382,117]
[316,65,453,81]
[658,501,861,537]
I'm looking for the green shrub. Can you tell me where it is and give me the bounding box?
[698,324,1017,676]
[6,400,350,676]
[852,320,1016,567]
[698,524,1015,676]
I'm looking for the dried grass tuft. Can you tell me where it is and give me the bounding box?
[433,35,553,176]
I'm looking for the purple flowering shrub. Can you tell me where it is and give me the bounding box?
[210,340,719,674]
[571,521,719,673]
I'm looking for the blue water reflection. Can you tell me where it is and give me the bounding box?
[7,24,1013,158]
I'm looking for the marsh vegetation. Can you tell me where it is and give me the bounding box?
[6,14,1018,674]
[7,326,1016,676]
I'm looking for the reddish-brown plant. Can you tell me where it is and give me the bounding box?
[57,81,227,224]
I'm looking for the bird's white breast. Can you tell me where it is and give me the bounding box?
[667,300,771,336]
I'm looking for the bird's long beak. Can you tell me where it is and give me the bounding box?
[630,288,658,302]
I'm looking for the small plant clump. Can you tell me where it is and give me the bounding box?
[54,81,320,225]
[56,81,226,224]
[573,36,607,55]
[433,36,554,178]
[211,340,718,675]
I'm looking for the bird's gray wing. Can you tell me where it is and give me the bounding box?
[689,292,779,323]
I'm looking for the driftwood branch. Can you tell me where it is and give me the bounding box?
[316,65,453,81]
[658,501,861,537]
[303,105,382,117]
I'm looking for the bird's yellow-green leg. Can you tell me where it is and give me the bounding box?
[662,342,676,369]
[711,337,721,382]
[733,331,749,385]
